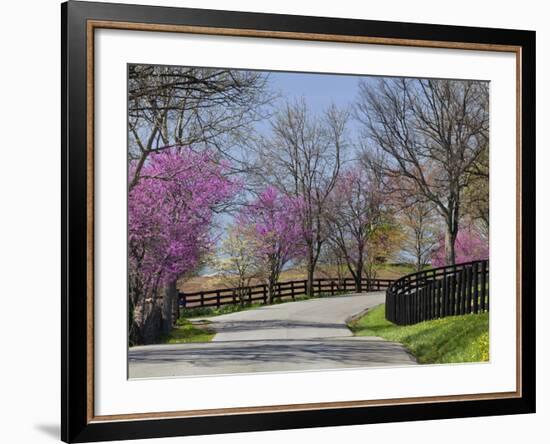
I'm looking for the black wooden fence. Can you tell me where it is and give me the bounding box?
[179,277,395,309]
[385,260,489,325]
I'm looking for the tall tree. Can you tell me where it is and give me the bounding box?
[128,148,240,344]
[356,78,489,265]
[254,99,349,295]
[325,166,387,292]
[389,176,439,271]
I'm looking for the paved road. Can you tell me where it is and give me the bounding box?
[129,292,416,378]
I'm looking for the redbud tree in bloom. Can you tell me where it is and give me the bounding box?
[236,186,306,303]
[431,226,489,268]
[128,147,240,312]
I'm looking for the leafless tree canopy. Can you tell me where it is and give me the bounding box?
[128,64,274,188]
[252,99,350,295]
[355,78,489,264]
[398,199,439,271]
[325,165,387,291]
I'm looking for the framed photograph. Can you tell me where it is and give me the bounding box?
[62,1,535,442]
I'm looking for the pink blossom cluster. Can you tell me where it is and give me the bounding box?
[128,148,240,290]
[431,226,489,268]
[236,186,306,268]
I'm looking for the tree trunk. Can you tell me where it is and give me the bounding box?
[132,299,162,345]
[238,288,245,307]
[130,281,178,346]
[444,195,460,266]
[445,225,457,266]
[172,285,180,325]
[415,251,423,272]
[267,280,275,304]
[355,265,363,293]
[160,280,178,336]
[355,248,363,293]
[306,247,315,297]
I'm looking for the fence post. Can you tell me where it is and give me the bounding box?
[437,279,443,318]
[426,283,431,320]
[216,290,221,309]
[442,276,449,317]
[330,280,334,296]
[200,291,205,307]
[472,262,479,314]
[456,268,464,315]
[262,284,267,304]
[424,285,429,321]
[291,281,295,300]
[462,267,469,314]
[430,282,435,320]
[480,261,487,312]
[415,288,420,323]
[485,262,489,312]
[420,286,427,321]
[450,272,457,316]
[420,288,424,322]
[463,266,470,315]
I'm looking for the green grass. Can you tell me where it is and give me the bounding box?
[348,304,489,364]
[374,262,417,275]
[161,318,216,344]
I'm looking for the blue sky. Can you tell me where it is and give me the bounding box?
[252,69,379,146]
[267,70,366,111]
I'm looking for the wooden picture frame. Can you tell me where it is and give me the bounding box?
[61,1,536,442]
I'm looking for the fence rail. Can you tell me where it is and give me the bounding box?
[385,260,489,325]
[179,277,395,309]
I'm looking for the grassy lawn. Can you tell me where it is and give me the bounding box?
[348,304,489,364]
[161,318,216,344]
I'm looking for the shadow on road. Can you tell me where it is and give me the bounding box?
[129,339,414,368]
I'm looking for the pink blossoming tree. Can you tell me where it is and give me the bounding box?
[236,187,306,303]
[431,226,489,268]
[128,147,240,344]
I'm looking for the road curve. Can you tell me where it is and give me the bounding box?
[206,291,386,341]
[129,292,416,378]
